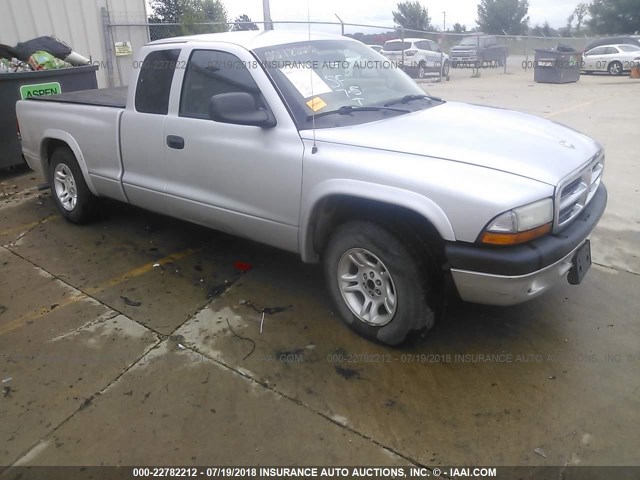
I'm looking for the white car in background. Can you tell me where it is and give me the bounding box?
[381,38,450,78]
[582,44,640,75]
[366,44,382,53]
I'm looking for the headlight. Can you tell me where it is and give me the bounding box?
[479,198,553,245]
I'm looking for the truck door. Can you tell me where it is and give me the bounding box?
[120,48,181,213]
[162,45,304,253]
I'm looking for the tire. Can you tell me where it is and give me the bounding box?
[608,61,623,76]
[417,61,427,79]
[441,60,450,77]
[323,220,441,346]
[49,147,97,223]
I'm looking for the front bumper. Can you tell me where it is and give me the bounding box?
[446,183,607,306]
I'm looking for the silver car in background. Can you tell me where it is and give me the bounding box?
[381,38,450,78]
[582,44,640,75]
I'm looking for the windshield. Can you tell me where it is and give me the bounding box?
[254,39,433,129]
[382,41,411,52]
[619,45,640,52]
[458,37,482,46]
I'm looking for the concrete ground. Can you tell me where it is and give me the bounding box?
[1,63,639,470]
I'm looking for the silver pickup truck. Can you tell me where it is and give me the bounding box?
[16,31,607,345]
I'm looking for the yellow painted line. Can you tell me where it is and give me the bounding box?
[545,93,620,119]
[0,215,56,238]
[0,248,197,337]
[0,294,81,337]
[85,248,197,295]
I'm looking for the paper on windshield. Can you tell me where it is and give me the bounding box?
[280,65,332,98]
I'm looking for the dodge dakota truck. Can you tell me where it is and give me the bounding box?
[450,35,508,67]
[16,31,607,345]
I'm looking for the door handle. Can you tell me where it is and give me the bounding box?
[167,135,185,150]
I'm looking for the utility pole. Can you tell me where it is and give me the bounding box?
[335,13,345,36]
[263,0,273,31]
[442,11,446,32]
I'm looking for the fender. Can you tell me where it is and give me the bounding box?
[40,129,98,196]
[300,179,456,263]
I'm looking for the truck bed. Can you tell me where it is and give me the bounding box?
[29,86,128,108]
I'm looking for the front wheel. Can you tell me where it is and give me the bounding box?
[50,147,97,223]
[417,61,428,79]
[608,61,623,76]
[441,60,450,77]
[323,221,441,346]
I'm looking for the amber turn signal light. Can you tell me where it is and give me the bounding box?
[480,222,552,246]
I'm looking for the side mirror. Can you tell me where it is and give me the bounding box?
[208,92,276,128]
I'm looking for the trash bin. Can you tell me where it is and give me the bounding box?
[533,49,581,84]
[0,65,98,169]
[631,59,640,79]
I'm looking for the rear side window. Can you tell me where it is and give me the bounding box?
[383,41,410,52]
[180,50,261,119]
[135,49,181,115]
[588,47,606,55]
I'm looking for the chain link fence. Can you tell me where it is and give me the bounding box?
[103,15,598,87]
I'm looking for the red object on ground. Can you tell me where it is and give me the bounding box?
[234,261,253,272]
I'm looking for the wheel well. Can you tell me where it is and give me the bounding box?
[42,139,71,172]
[311,195,446,264]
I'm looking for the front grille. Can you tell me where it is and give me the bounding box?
[451,50,475,58]
[554,152,604,231]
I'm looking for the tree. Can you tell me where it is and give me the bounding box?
[477,0,529,35]
[148,0,228,39]
[393,1,432,32]
[530,21,555,37]
[452,22,467,33]
[233,14,259,31]
[588,0,640,34]
[574,3,589,31]
[181,0,228,35]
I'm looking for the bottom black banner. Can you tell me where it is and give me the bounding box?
[1,466,639,480]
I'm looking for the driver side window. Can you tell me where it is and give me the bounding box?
[180,50,262,119]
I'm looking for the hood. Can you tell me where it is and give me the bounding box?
[304,102,600,186]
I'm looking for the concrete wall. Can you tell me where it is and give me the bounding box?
[0,0,149,87]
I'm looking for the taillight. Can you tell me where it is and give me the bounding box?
[405,49,417,57]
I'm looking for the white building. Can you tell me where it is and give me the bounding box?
[1,0,150,87]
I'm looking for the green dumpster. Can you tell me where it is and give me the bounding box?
[0,65,98,169]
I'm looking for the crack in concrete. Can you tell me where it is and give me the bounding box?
[2,215,52,248]
[593,261,640,277]
[0,246,243,469]
[181,339,423,468]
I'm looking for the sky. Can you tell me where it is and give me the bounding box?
[215,0,585,32]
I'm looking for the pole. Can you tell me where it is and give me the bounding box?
[400,26,405,67]
[440,12,446,82]
[100,7,116,88]
[262,0,273,31]
[335,14,345,36]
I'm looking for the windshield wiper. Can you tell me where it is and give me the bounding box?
[384,94,443,107]
[308,105,409,120]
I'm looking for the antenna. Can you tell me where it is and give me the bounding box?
[307,0,318,154]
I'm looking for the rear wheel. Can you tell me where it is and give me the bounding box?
[323,220,442,346]
[50,147,97,223]
[608,61,623,76]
